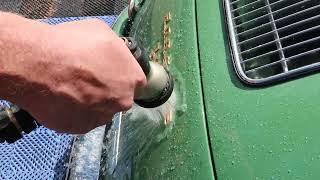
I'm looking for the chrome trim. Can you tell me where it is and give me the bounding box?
[128,0,138,19]
[224,0,320,85]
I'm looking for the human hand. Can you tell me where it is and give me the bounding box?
[5,19,146,133]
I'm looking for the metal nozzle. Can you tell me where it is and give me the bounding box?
[122,37,174,108]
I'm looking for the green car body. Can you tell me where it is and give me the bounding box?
[108,0,320,179]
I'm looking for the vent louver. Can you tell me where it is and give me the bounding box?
[225,0,320,85]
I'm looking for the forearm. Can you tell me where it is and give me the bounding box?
[0,12,53,106]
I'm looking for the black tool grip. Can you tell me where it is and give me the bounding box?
[15,109,38,134]
[0,105,38,143]
[121,37,151,76]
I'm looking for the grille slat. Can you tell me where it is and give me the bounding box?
[234,3,267,20]
[237,2,320,38]
[241,40,277,55]
[231,0,243,5]
[284,36,320,57]
[246,46,320,73]
[287,47,320,62]
[245,59,284,74]
[225,0,320,85]
[232,0,262,12]
[241,25,320,62]
[265,0,288,72]
[234,0,305,20]
[241,47,280,63]
[235,0,312,28]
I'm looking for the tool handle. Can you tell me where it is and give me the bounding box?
[121,37,151,76]
[0,104,38,143]
[121,37,175,108]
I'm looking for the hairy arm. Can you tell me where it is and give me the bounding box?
[0,12,146,133]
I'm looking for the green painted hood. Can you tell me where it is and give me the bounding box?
[108,0,320,179]
[109,0,214,179]
[198,0,320,179]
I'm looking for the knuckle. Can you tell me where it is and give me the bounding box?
[139,73,147,85]
[118,98,134,111]
[132,70,147,87]
[136,76,147,87]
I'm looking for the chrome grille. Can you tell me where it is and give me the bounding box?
[225,0,320,85]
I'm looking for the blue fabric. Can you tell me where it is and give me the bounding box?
[0,15,116,180]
